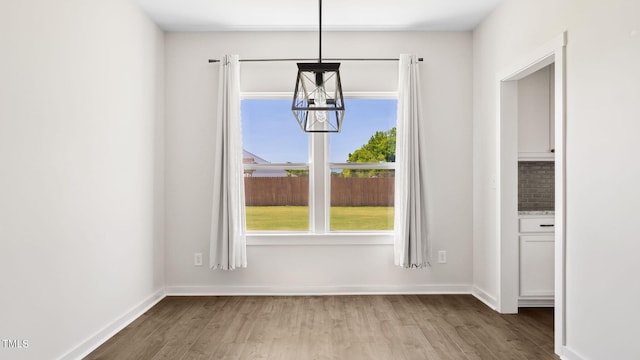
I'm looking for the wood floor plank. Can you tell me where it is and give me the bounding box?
[117,298,197,360]
[150,297,229,360]
[180,297,242,360]
[85,295,559,360]
[86,297,191,360]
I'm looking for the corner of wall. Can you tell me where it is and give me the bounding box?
[472,286,498,310]
[58,290,166,360]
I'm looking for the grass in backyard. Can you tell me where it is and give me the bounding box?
[246,206,393,231]
[245,206,309,231]
[330,206,394,231]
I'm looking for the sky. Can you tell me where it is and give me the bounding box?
[241,99,397,164]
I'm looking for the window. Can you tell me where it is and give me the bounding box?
[241,94,396,233]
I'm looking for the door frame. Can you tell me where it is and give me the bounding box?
[497,32,567,355]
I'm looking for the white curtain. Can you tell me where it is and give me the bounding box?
[209,54,247,270]
[394,54,429,268]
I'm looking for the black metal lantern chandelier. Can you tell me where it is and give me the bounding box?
[292,0,345,133]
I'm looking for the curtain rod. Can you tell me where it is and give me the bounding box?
[208,57,423,63]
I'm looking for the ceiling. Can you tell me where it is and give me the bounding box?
[133,0,505,32]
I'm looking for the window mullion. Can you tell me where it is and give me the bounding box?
[310,132,328,233]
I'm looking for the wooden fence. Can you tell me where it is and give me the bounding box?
[244,177,394,206]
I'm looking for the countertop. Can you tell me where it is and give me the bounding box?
[518,210,555,215]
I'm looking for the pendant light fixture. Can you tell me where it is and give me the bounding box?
[292,0,345,133]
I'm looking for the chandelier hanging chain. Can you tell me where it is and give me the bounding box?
[319,0,322,63]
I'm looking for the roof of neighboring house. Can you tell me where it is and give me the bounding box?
[243,149,270,164]
[242,149,288,177]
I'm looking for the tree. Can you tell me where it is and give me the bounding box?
[285,162,309,177]
[348,127,396,163]
[343,127,396,177]
[285,169,309,177]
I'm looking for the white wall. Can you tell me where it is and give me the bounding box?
[0,0,164,359]
[473,0,640,358]
[164,32,474,293]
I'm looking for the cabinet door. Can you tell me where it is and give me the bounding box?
[520,235,554,297]
[518,65,554,160]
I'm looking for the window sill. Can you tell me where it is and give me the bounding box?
[246,232,394,246]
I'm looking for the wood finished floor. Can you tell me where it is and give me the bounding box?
[85,295,558,360]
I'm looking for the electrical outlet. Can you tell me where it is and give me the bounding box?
[437,250,447,264]
[194,253,203,266]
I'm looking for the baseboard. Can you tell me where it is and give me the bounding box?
[58,288,166,360]
[518,297,554,308]
[165,284,473,296]
[561,346,586,360]
[471,286,498,310]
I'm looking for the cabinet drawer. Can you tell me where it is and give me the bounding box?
[519,217,555,233]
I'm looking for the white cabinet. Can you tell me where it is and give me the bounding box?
[518,65,555,161]
[518,215,554,306]
[520,235,554,297]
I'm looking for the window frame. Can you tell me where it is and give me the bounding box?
[241,91,397,245]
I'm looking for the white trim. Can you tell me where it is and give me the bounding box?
[310,131,328,233]
[247,232,394,245]
[561,347,587,360]
[518,297,554,307]
[553,38,568,356]
[472,286,498,310]
[497,31,567,355]
[497,33,566,81]
[165,284,472,296]
[58,289,166,360]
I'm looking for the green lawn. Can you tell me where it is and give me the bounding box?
[246,206,394,231]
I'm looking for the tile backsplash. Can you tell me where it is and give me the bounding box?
[519,161,554,211]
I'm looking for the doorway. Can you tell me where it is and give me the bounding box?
[497,33,566,355]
